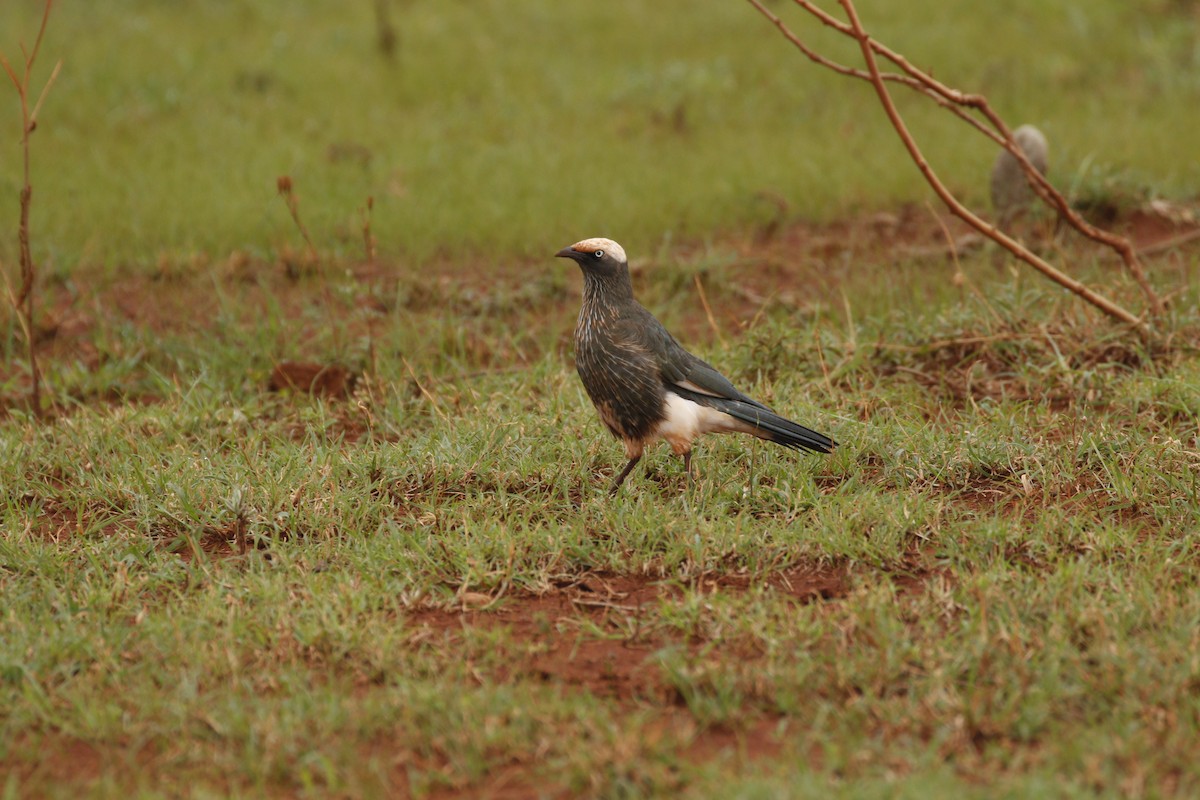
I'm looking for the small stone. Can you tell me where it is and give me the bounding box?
[990,124,1049,224]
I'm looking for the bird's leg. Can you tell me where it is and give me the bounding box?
[609,455,641,496]
[682,451,693,488]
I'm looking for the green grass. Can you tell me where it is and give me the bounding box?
[4,1,1200,797]
[0,0,1198,268]
[4,231,1200,795]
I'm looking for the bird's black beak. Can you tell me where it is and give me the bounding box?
[555,247,583,262]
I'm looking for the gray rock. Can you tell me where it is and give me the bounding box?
[990,124,1049,223]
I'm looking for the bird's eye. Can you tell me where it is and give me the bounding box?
[593,250,604,259]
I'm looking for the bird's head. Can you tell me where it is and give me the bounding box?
[555,237,628,277]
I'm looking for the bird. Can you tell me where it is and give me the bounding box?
[556,236,835,494]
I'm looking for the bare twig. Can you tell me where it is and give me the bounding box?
[361,195,377,265]
[743,0,1010,143]
[1,0,59,415]
[833,0,1146,332]
[745,0,1162,327]
[276,175,319,262]
[569,597,638,612]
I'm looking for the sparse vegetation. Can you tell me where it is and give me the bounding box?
[2,1,1200,797]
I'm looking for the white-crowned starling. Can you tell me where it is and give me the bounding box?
[556,236,835,494]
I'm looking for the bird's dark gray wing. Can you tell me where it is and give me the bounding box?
[613,305,770,411]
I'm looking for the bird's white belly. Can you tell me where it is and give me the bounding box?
[653,392,746,454]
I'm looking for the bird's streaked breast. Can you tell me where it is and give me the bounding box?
[574,299,664,443]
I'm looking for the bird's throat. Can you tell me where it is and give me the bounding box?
[580,267,634,308]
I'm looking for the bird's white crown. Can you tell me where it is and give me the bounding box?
[570,237,627,264]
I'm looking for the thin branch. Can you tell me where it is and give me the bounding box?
[0,55,20,90]
[832,0,1146,333]
[1,0,57,415]
[824,0,1161,315]
[29,58,62,126]
[28,0,55,69]
[276,175,319,262]
[743,0,1008,145]
[745,0,1159,329]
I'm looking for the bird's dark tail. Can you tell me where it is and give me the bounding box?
[674,387,836,454]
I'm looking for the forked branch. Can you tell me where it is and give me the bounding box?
[1,0,61,415]
[746,0,1161,331]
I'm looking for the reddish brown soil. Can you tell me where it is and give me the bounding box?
[267,360,358,399]
[0,565,858,797]
[408,563,854,703]
[3,737,106,793]
[389,554,951,798]
[396,564,855,798]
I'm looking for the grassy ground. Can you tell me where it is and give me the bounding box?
[4,1,1200,798]
[4,211,1200,796]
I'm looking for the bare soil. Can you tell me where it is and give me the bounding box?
[398,564,852,797]
[408,562,853,701]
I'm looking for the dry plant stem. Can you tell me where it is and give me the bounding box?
[745,0,1162,319]
[374,0,398,61]
[692,273,727,349]
[402,356,449,423]
[1,0,60,415]
[362,196,377,265]
[832,0,1146,333]
[822,4,1157,312]
[832,0,1158,315]
[925,201,1003,327]
[276,176,319,262]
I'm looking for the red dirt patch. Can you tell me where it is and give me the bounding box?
[16,495,123,542]
[3,735,104,792]
[707,561,852,602]
[1104,205,1200,253]
[414,574,671,701]
[679,715,788,766]
[268,360,359,398]
[406,564,855,704]
[352,568,860,799]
